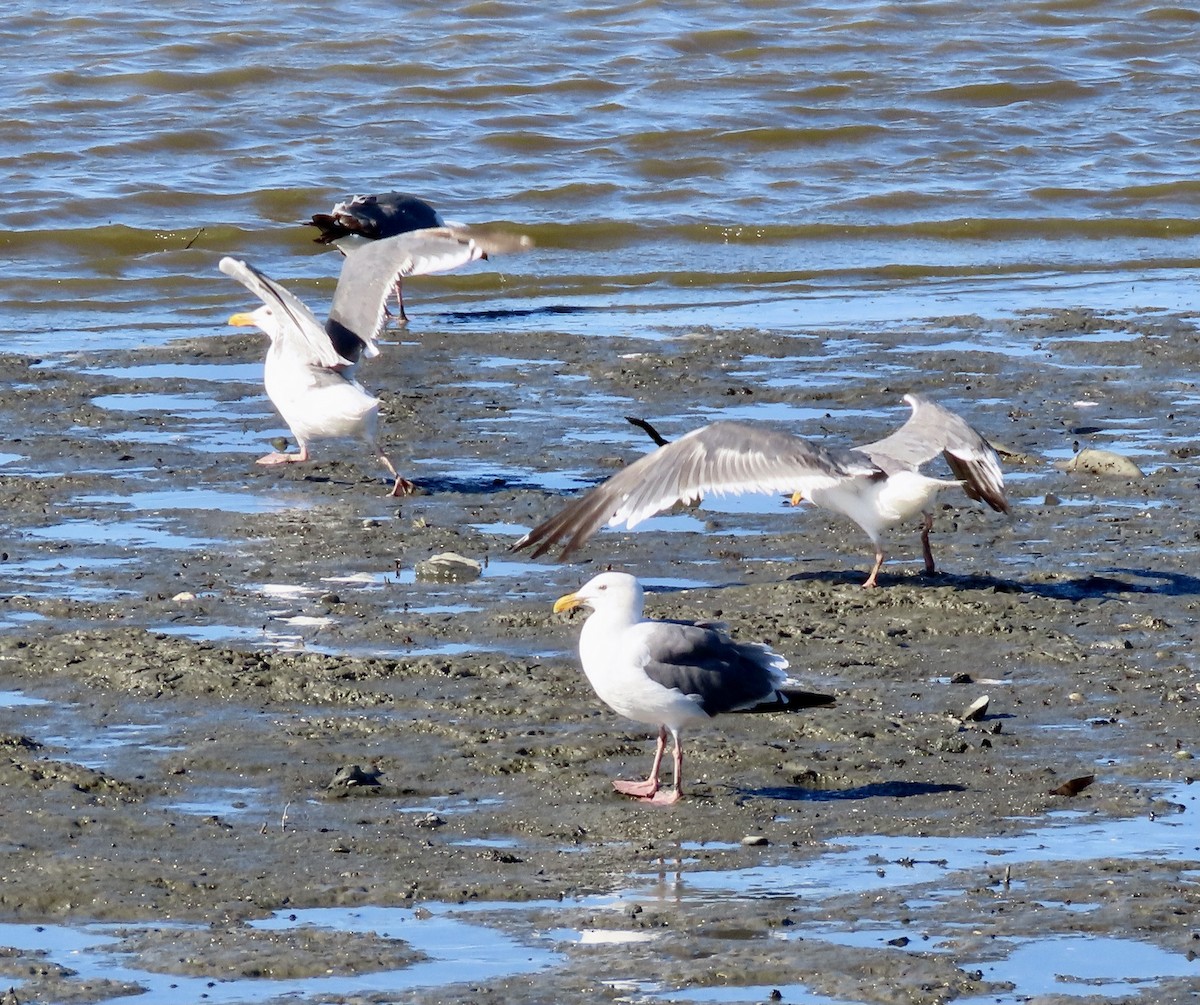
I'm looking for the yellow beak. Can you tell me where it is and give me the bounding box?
[553,591,582,614]
[790,491,805,507]
[227,311,257,327]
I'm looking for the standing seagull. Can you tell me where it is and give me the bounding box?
[553,572,834,805]
[308,191,530,322]
[518,395,1009,587]
[219,227,528,495]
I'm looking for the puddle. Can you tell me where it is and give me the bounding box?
[628,796,1195,904]
[0,902,562,1005]
[84,362,263,383]
[27,519,219,551]
[78,488,313,516]
[957,935,1199,1002]
[627,982,834,1004]
[1,555,135,599]
[39,721,179,771]
[0,690,50,708]
[92,391,240,417]
[165,787,265,819]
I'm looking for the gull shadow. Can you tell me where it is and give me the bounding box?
[784,566,1200,601]
[734,780,968,803]
[438,304,595,324]
[408,473,541,496]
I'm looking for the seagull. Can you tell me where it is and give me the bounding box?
[307,191,531,322]
[309,192,446,248]
[219,228,527,495]
[553,571,834,805]
[518,394,1010,587]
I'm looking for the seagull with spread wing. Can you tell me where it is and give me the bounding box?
[554,571,834,805]
[219,227,528,495]
[307,191,532,322]
[517,394,1010,587]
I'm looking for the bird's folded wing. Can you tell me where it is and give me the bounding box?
[218,257,354,369]
[633,620,789,716]
[857,393,1009,513]
[514,420,881,559]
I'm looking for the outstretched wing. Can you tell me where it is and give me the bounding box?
[857,394,1009,513]
[513,420,883,559]
[326,227,531,349]
[218,256,353,369]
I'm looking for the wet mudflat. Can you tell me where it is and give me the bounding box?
[0,305,1198,1003]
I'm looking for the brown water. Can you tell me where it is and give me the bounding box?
[3,1,1200,354]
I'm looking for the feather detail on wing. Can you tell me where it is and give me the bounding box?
[218,257,355,369]
[514,420,883,559]
[325,228,531,350]
[857,393,1009,513]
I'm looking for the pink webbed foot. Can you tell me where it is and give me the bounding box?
[612,778,660,799]
[388,476,417,497]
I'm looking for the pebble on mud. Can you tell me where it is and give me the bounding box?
[414,552,483,583]
[960,695,990,722]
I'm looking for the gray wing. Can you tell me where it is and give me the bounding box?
[218,257,354,370]
[309,191,444,244]
[857,394,1009,513]
[514,420,884,559]
[326,227,530,349]
[636,620,789,716]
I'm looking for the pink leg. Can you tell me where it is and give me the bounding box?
[862,543,885,588]
[920,511,936,574]
[648,734,683,805]
[257,444,311,466]
[613,726,666,799]
[375,447,415,497]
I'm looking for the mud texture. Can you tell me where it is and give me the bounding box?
[0,307,1198,1003]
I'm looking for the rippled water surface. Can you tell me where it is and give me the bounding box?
[3,0,1200,352]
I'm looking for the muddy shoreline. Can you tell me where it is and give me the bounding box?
[1,306,1198,1002]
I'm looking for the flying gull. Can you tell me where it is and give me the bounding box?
[553,571,834,804]
[308,191,531,322]
[519,394,1009,587]
[219,228,527,494]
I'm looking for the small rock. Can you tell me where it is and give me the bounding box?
[1062,448,1145,478]
[742,834,769,847]
[415,552,483,583]
[1049,774,1095,797]
[962,695,990,722]
[171,591,196,602]
[326,764,383,790]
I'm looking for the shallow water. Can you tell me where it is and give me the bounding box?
[4,0,1200,356]
[0,781,1192,1004]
